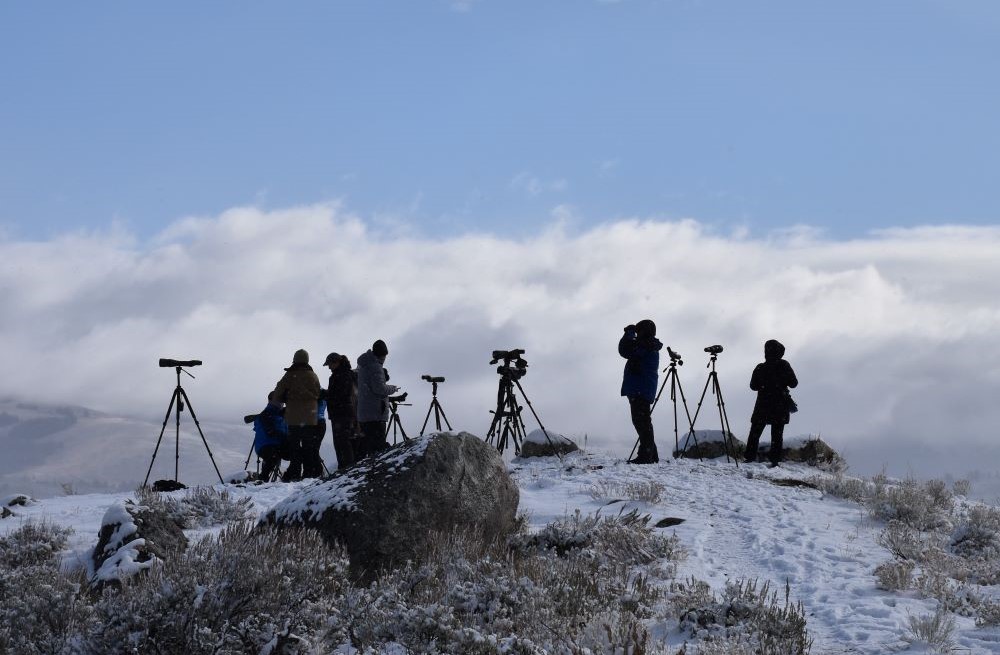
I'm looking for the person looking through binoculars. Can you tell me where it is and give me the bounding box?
[619,320,662,464]
[745,339,798,467]
[272,349,322,481]
[357,339,398,456]
[325,352,357,470]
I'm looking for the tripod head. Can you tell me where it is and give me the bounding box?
[388,392,410,409]
[665,347,683,370]
[421,375,445,383]
[704,345,723,368]
[491,348,528,381]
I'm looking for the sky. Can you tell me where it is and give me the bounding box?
[1,2,999,481]
[2,0,999,239]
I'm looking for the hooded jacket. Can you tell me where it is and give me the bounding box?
[327,356,358,420]
[749,339,798,425]
[272,350,322,426]
[357,349,393,423]
[253,402,288,454]
[619,327,663,402]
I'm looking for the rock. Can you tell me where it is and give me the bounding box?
[91,498,187,587]
[265,432,520,574]
[775,437,846,472]
[674,430,745,460]
[1,507,13,519]
[3,494,34,507]
[519,429,579,457]
[151,479,187,492]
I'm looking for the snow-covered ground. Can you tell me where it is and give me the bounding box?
[4,446,1000,653]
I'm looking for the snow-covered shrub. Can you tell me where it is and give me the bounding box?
[905,607,956,653]
[811,473,869,503]
[975,598,1000,627]
[951,505,1000,560]
[135,485,254,528]
[914,570,979,617]
[323,513,684,654]
[877,520,944,563]
[0,522,93,655]
[874,560,914,591]
[952,479,971,497]
[509,508,683,564]
[668,576,714,615]
[868,478,953,531]
[588,479,665,504]
[676,578,812,655]
[87,522,347,654]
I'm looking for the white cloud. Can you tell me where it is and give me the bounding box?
[510,172,568,197]
[2,205,999,479]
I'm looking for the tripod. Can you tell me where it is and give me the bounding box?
[485,350,559,458]
[419,375,453,436]
[683,347,737,466]
[629,347,700,461]
[386,393,411,445]
[144,361,224,487]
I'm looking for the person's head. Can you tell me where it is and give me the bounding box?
[764,339,785,361]
[324,352,341,370]
[267,391,282,406]
[372,339,388,361]
[635,319,656,339]
[292,349,309,365]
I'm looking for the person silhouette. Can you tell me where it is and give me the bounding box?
[744,339,798,467]
[619,319,662,464]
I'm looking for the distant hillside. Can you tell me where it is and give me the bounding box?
[0,398,257,497]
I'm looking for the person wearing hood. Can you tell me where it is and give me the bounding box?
[619,319,663,464]
[325,352,357,470]
[272,348,322,481]
[356,339,398,456]
[745,339,799,467]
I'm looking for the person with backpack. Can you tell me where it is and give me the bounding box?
[619,319,662,464]
[745,339,799,467]
[325,352,357,469]
[272,349,322,482]
[253,392,288,481]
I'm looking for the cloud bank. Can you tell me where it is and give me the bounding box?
[2,205,999,479]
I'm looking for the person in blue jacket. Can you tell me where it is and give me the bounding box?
[253,392,288,481]
[619,319,662,464]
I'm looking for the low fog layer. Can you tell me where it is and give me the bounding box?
[2,205,998,487]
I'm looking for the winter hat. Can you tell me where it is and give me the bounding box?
[372,340,389,358]
[764,339,785,361]
[635,319,656,339]
[292,349,310,365]
[324,352,341,367]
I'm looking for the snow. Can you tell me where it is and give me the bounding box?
[3,443,1000,652]
[267,433,434,523]
[92,500,155,582]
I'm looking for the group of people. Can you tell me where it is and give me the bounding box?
[252,339,399,481]
[619,320,798,467]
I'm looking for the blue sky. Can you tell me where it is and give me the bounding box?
[2,0,998,239]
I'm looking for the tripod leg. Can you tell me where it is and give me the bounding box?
[179,388,226,484]
[710,374,737,467]
[512,380,560,459]
[420,401,435,437]
[244,439,256,470]
[435,399,453,431]
[682,374,714,459]
[144,389,179,487]
[671,372,680,458]
[651,373,670,413]
[398,415,409,442]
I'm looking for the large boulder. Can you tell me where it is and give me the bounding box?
[519,429,579,458]
[91,498,187,588]
[265,432,520,574]
[674,430,745,460]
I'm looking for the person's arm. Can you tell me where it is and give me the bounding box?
[618,325,638,359]
[783,361,799,389]
[750,364,765,391]
[359,357,394,398]
[272,373,290,404]
[260,408,281,439]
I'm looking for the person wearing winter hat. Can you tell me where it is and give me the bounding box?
[619,319,662,464]
[744,339,799,467]
[325,352,358,469]
[272,349,322,481]
[356,339,398,456]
